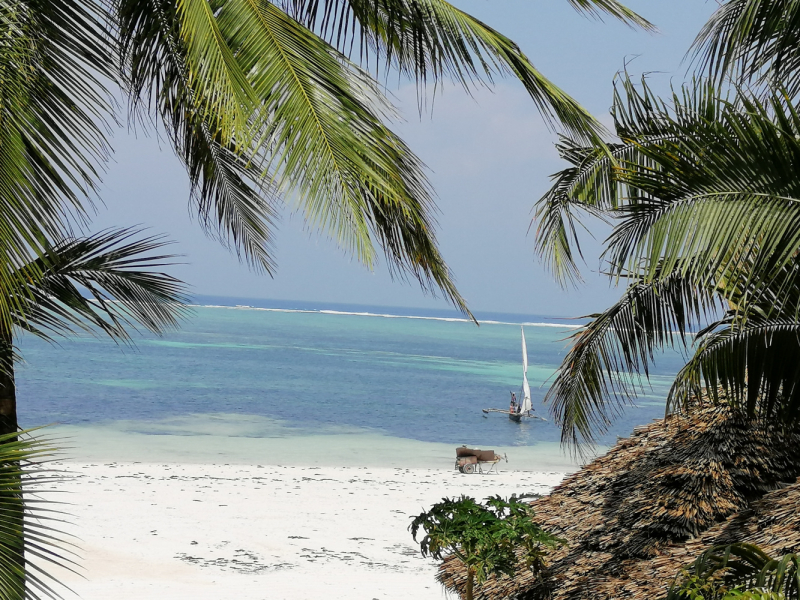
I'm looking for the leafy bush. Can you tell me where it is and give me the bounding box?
[668,543,800,600]
[410,495,562,600]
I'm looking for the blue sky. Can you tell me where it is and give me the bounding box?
[89,0,717,317]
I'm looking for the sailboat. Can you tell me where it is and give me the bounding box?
[482,326,546,422]
[509,326,532,422]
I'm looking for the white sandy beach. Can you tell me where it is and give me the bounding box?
[49,461,566,600]
[37,425,577,600]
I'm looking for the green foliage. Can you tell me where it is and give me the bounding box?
[668,544,800,600]
[0,0,114,334]
[672,573,785,600]
[544,269,721,447]
[409,495,562,586]
[9,228,188,344]
[532,0,800,452]
[114,0,650,317]
[0,430,74,600]
[534,72,800,447]
[0,0,648,595]
[691,0,800,95]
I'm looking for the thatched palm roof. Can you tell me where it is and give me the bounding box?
[438,405,800,600]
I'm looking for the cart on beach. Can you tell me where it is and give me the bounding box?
[455,446,506,474]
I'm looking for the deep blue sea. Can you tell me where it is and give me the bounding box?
[14,295,687,449]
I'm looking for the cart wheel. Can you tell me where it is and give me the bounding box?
[458,466,464,473]
[463,463,476,474]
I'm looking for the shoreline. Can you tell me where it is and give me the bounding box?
[35,421,588,598]
[47,421,592,472]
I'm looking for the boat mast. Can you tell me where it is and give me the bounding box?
[521,326,532,414]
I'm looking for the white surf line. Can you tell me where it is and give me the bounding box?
[187,304,582,329]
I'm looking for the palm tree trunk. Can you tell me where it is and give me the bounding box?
[465,567,475,600]
[0,333,25,598]
[0,333,17,436]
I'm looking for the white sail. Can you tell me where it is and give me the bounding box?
[522,373,531,413]
[521,326,528,374]
[521,327,532,413]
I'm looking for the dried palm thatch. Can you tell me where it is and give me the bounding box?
[438,404,800,600]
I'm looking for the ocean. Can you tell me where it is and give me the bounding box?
[14,295,687,469]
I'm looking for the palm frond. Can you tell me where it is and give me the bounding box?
[116,0,650,313]
[0,430,76,600]
[668,543,800,600]
[564,0,654,28]
[668,317,800,428]
[598,86,800,298]
[220,0,471,310]
[175,0,257,145]
[284,0,650,141]
[610,74,729,137]
[531,76,723,287]
[605,192,800,315]
[538,75,800,447]
[117,0,281,275]
[0,0,114,332]
[545,270,721,448]
[119,0,471,315]
[10,228,188,343]
[287,0,653,49]
[189,141,282,275]
[691,0,800,94]
[533,137,633,287]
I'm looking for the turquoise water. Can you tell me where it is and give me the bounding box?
[15,296,687,449]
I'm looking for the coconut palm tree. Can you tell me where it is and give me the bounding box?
[533,76,800,447]
[0,226,186,598]
[0,0,651,335]
[531,0,800,448]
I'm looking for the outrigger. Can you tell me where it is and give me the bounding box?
[482,326,547,422]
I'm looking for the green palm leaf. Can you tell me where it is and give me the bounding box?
[533,77,725,287]
[175,0,259,145]
[563,0,654,25]
[9,228,188,343]
[226,0,467,302]
[669,543,800,600]
[534,76,800,308]
[691,0,800,94]
[600,89,800,304]
[120,0,470,313]
[668,317,800,428]
[545,270,721,447]
[606,192,800,310]
[0,0,114,332]
[533,136,634,287]
[117,0,281,274]
[0,430,76,600]
[537,75,800,447]
[285,0,651,140]
[117,0,653,315]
